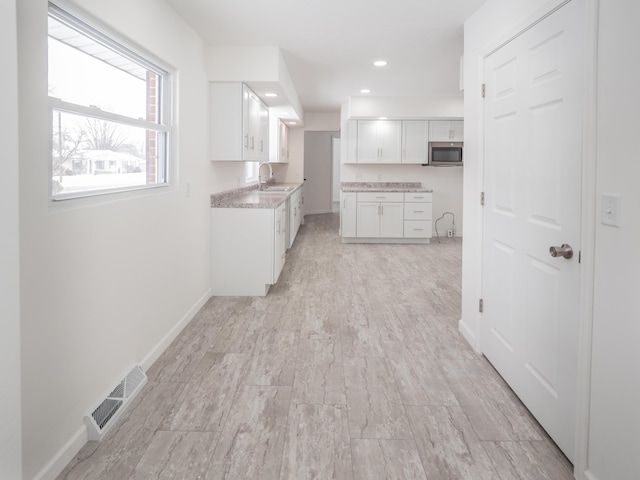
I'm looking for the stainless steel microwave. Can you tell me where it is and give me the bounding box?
[428,142,463,166]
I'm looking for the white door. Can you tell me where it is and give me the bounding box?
[482,0,583,462]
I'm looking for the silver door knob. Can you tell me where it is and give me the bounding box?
[549,244,573,259]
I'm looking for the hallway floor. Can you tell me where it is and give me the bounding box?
[58,213,574,479]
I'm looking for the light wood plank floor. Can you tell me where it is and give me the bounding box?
[58,213,573,480]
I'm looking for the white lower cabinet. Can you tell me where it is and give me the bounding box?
[340,192,357,237]
[403,192,433,239]
[288,187,304,248]
[341,190,433,243]
[356,192,404,238]
[356,202,404,237]
[274,202,287,280]
[211,204,287,296]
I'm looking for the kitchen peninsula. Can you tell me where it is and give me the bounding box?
[210,183,303,296]
[340,182,433,243]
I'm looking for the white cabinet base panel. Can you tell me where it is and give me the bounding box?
[211,208,277,297]
[341,236,430,244]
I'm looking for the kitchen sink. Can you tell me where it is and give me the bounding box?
[261,185,293,192]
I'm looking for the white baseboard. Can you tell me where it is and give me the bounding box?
[458,318,481,353]
[32,426,87,480]
[32,289,211,480]
[140,288,211,371]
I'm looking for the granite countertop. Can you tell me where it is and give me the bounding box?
[211,182,303,208]
[340,182,433,193]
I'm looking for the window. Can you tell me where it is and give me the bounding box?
[48,2,172,200]
[245,162,258,183]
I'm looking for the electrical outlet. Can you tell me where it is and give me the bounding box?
[601,193,621,227]
[355,173,362,181]
[447,229,453,238]
[377,174,382,181]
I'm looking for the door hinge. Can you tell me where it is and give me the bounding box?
[482,83,486,98]
[480,192,485,206]
[479,299,484,313]
[579,250,581,263]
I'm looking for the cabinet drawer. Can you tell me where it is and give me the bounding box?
[357,192,404,202]
[404,221,432,238]
[404,192,432,203]
[404,203,432,220]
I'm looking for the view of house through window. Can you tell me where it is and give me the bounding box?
[48,3,171,199]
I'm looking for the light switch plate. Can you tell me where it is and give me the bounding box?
[601,193,621,227]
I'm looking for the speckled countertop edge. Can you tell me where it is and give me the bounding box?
[211,182,303,208]
[340,182,433,193]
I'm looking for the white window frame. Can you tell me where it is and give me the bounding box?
[48,1,174,202]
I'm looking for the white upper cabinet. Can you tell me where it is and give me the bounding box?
[429,120,464,142]
[402,120,429,164]
[209,82,269,161]
[345,120,358,163]
[356,120,402,163]
[274,119,289,163]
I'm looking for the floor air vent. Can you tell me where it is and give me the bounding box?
[85,365,147,441]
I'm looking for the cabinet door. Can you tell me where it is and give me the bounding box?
[450,120,464,141]
[346,120,358,163]
[356,203,380,237]
[341,192,357,237]
[289,190,302,247]
[429,120,464,141]
[244,87,258,160]
[377,121,402,163]
[379,202,404,237]
[278,121,289,163]
[245,91,269,161]
[402,121,429,164]
[356,121,379,163]
[256,101,269,161]
[274,203,287,281]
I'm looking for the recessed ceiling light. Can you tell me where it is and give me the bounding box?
[373,60,388,67]
[264,92,278,97]
[378,116,388,120]
[360,89,371,94]
[289,121,297,125]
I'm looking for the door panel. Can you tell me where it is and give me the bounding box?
[482,0,583,462]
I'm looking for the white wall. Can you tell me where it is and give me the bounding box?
[1,1,22,478]
[587,2,640,479]
[340,97,464,236]
[349,96,463,118]
[17,0,249,478]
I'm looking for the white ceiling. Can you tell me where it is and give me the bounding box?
[164,0,487,113]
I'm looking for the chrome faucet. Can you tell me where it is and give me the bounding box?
[258,162,273,189]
